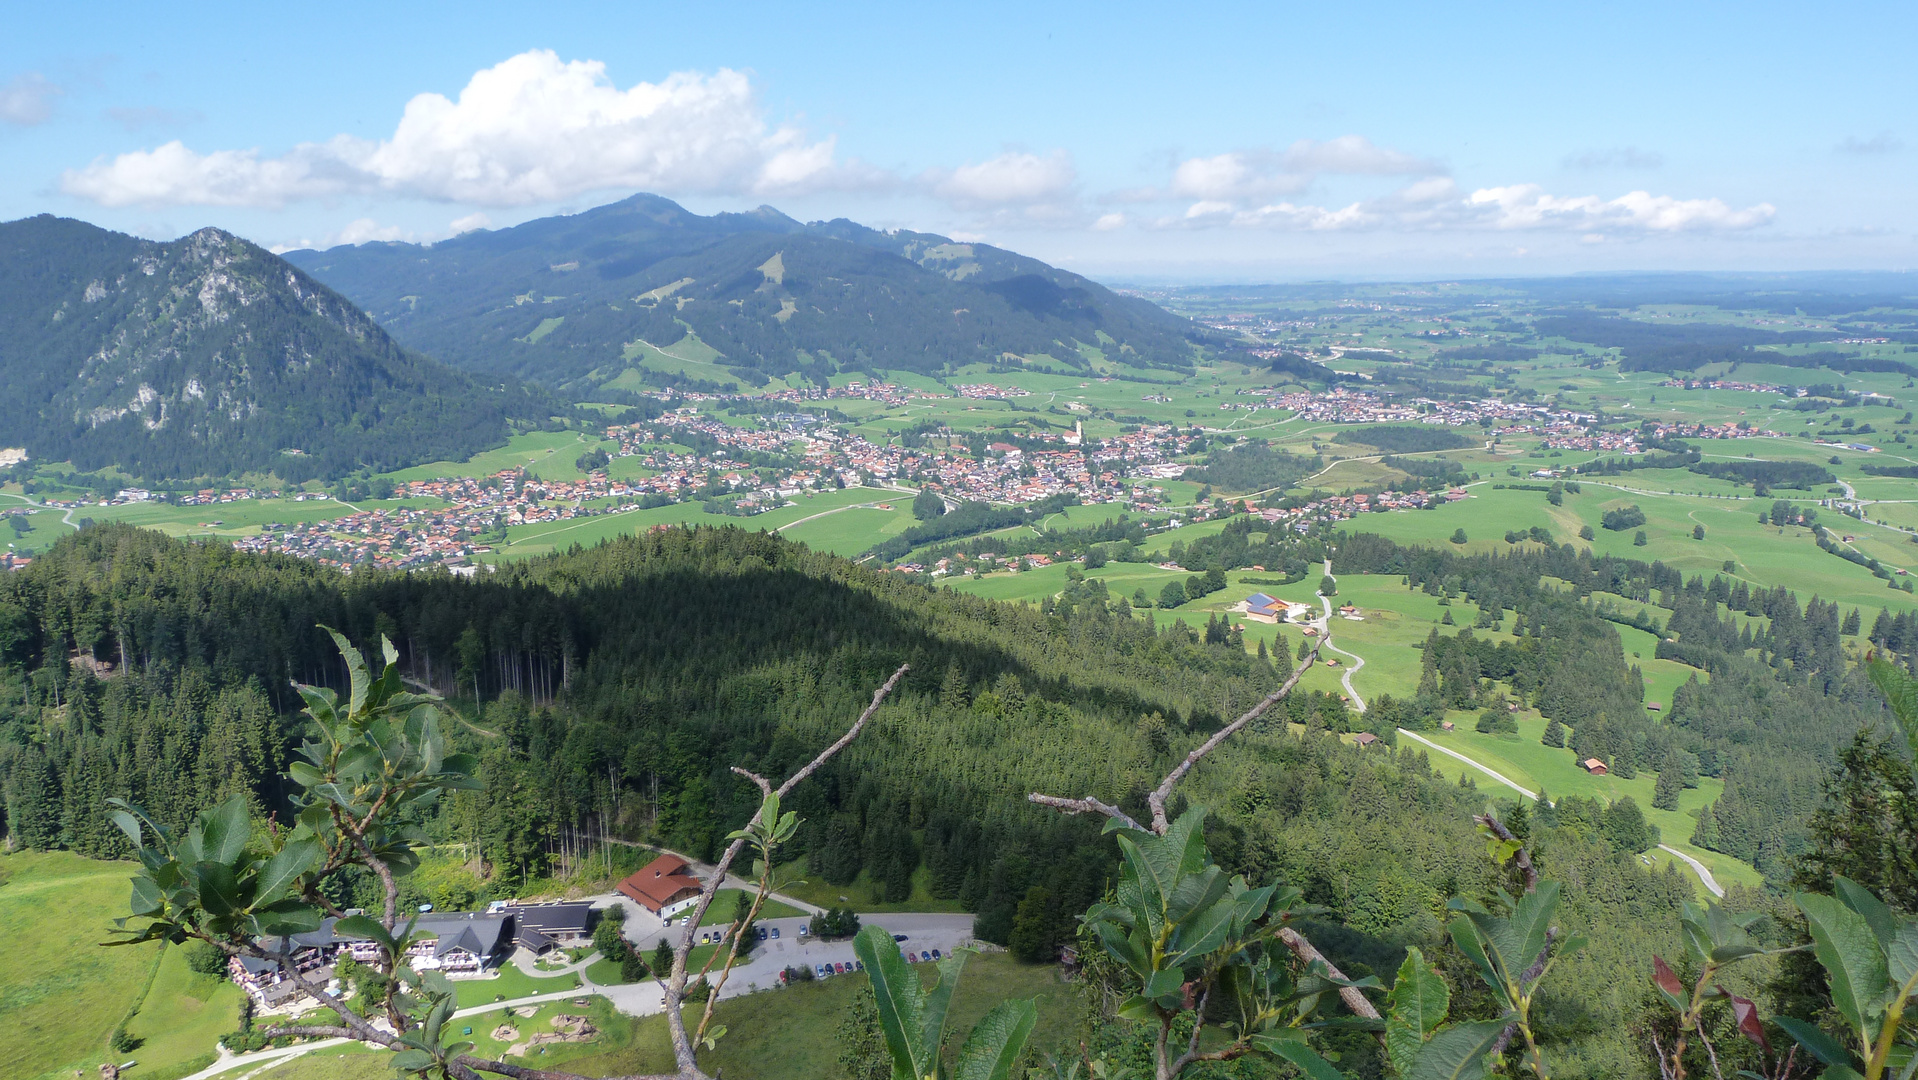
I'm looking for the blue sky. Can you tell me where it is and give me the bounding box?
[2,0,1912,279]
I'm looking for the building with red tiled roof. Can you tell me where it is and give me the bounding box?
[617,854,704,917]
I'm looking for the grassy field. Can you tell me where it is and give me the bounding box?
[0,852,162,1080]
[775,504,921,556]
[775,857,967,914]
[697,889,806,926]
[456,959,579,1008]
[383,430,613,484]
[122,943,245,1080]
[567,952,1082,1080]
[1409,715,1763,894]
[480,485,910,562]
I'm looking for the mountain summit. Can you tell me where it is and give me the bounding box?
[0,216,541,481]
[286,194,1213,395]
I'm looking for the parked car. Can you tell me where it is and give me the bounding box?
[815,965,828,978]
[770,927,780,939]
[893,934,909,942]
[931,949,941,959]
[756,927,767,940]
[797,926,808,937]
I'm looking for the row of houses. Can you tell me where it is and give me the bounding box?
[230,901,593,1011]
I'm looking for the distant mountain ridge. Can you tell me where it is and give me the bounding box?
[285,193,1215,394]
[0,215,545,482]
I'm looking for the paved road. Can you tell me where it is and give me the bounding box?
[1316,559,1367,711]
[1395,728,1724,898]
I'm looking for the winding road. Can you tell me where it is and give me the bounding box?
[1314,559,1367,711]
[1394,727,1724,897]
[1313,558,1725,899]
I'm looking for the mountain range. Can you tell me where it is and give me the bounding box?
[285,193,1217,396]
[0,215,546,482]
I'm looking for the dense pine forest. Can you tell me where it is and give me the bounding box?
[0,522,1910,1076]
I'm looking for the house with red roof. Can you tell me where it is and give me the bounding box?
[617,854,705,917]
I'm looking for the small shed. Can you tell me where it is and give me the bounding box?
[1354,732,1380,747]
[1440,721,1455,732]
[1646,702,1661,712]
[1580,758,1609,775]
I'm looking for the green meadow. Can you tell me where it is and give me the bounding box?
[0,852,161,1080]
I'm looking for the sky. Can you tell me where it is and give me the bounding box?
[2,0,1913,281]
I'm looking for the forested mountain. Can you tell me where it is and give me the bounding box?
[283,194,1213,392]
[4,522,1904,1073]
[0,215,549,481]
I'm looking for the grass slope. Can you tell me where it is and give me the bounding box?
[0,852,161,1080]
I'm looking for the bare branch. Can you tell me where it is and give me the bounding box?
[1476,812,1539,893]
[776,664,910,799]
[1028,640,1323,837]
[1024,793,1145,832]
[1148,638,1324,833]
[451,1054,686,1080]
[1278,927,1382,1022]
[659,663,909,1076]
[259,1025,364,1041]
[728,766,773,797]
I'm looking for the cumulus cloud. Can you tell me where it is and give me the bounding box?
[1562,146,1665,170]
[61,51,860,208]
[449,212,492,234]
[1157,178,1774,234]
[926,150,1076,207]
[1136,136,1441,204]
[1,72,60,125]
[1836,132,1902,155]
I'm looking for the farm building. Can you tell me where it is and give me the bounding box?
[617,854,705,917]
[1580,758,1610,775]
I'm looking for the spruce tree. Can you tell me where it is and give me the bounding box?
[1652,756,1683,810]
[1541,717,1566,748]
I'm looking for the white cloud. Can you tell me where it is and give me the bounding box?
[325,218,412,246]
[1092,212,1126,231]
[1275,135,1441,175]
[1140,136,1441,205]
[1,72,60,125]
[926,150,1076,207]
[449,212,491,234]
[1464,185,1775,231]
[1836,132,1902,155]
[60,51,856,208]
[1160,179,1774,234]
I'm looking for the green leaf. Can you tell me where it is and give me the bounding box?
[250,839,319,909]
[1835,876,1901,953]
[1406,1020,1509,1080]
[1115,995,1158,1022]
[192,861,245,916]
[853,924,928,1079]
[952,998,1038,1080]
[128,876,165,917]
[388,1048,433,1073]
[1143,966,1185,1007]
[325,627,372,718]
[199,795,253,867]
[1447,919,1506,1009]
[1255,1036,1348,1080]
[1798,892,1890,1037]
[921,948,970,1065]
[1865,655,1918,761]
[1387,948,1451,1034]
[1772,1016,1856,1069]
